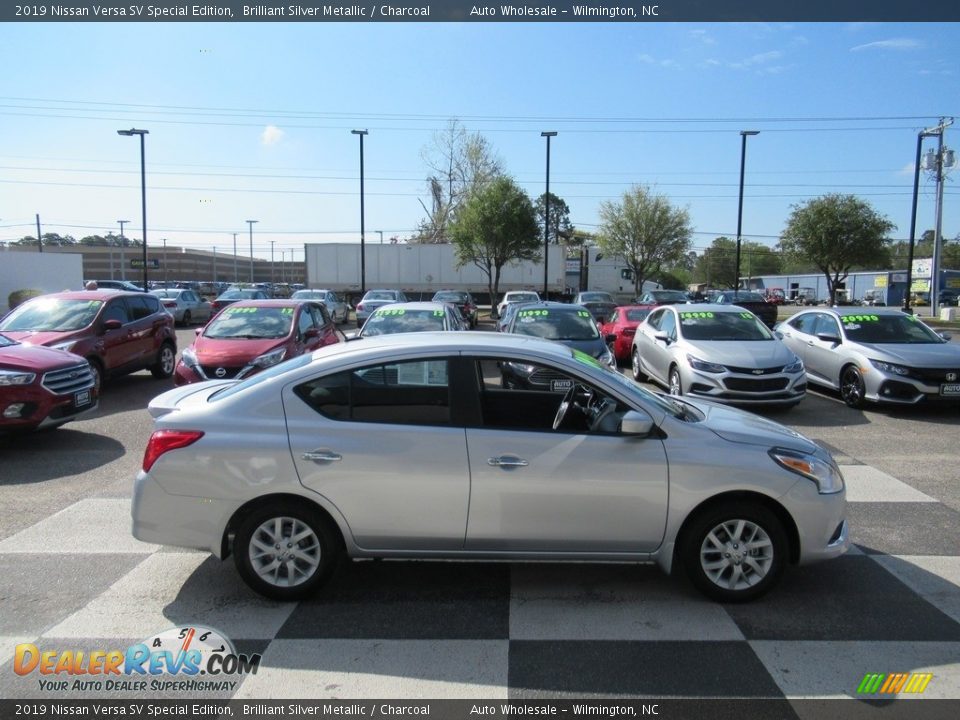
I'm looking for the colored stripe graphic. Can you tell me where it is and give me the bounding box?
[858,672,933,694]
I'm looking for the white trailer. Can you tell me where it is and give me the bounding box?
[304,243,565,299]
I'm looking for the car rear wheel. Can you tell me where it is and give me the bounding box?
[840,365,866,408]
[682,502,787,603]
[631,348,646,381]
[151,343,176,379]
[233,502,341,601]
[182,310,192,326]
[669,366,683,396]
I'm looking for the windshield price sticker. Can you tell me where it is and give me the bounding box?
[680,311,714,319]
[280,308,294,315]
[225,307,258,314]
[841,315,880,323]
[377,309,406,316]
[433,310,445,317]
[518,310,549,317]
[740,312,754,319]
[577,310,591,318]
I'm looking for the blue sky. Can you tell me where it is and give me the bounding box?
[0,21,957,264]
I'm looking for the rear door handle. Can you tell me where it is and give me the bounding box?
[488,456,529,468]
[302,450,342,463]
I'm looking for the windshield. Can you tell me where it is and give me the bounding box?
[433,292,468,302]
[677,311,773,341]
[0,298,102,332]
[506,293,539,303]
[841,314,944,344]
[361,309,447,336]
[203,306,294,339]
[720,292,766,303]
[511,309,599,341]
[364,291,398,301]
[625,308,651,322]
[654,291,688,302]
[291,290,321,300]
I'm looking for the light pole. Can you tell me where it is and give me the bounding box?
[352,129,368,296]
[117,128,149,290]
[541,131,557,299]
[117,220,129,280]
[246,220,258,283]
[232,232,238,283]
[269,239,276,286]
[734,130,759,300]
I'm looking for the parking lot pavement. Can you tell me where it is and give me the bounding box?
[1,329,958,702]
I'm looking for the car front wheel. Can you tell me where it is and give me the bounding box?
[669,366,683,396]
[682,502,787,603]
[631,348,646,381]
[233,502,341,601]
[840,365,866,408]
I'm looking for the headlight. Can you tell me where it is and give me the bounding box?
[687,354,725,373]
[769,448,845,495]
[50,340,78,353]
[181,347,200,369]
[0,369,36,386]
[869,359,911,377]
[783,356,804,374]
[253,347,287,368]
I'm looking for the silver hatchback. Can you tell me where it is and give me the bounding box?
[133,332,847,604]
[776,308,960,407]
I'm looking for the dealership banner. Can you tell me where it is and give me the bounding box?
[5,1,960,23]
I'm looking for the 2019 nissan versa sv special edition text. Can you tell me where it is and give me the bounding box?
[133,333,848,603]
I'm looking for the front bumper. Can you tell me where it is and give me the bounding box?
[780,477,849,565]
[683,366,808,406]
[864,371,960,405]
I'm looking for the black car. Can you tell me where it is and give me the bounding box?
[635,289,690,306]
[574,291,617,323]
[712,291,779,328]
[431,290,478,328]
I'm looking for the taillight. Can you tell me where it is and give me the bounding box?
[623,327,636,336]
[143,430,204,472]
[356,303,365,311]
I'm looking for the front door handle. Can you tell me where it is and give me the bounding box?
[488,456,529,468]
[302,450,342,463]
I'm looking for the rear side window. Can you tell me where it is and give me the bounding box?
[126,296,153,320]
[294,359,451,426]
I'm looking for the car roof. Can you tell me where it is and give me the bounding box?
[653,303,757,314]
[817,307,915,318]
[321,330,574,362]
[369,301,451,311]
[34,290,139,301]
[220,299,314,309]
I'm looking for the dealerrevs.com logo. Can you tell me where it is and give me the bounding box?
[14,626,261,693]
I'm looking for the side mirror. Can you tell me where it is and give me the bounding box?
[195,328,203,335]
[654,333,671,344]
[621,410,654,437]
[817,333,841,344]
[303,327,320,340]
[102,319,123,332]
[938,332,952,341]
[773,330,784,340]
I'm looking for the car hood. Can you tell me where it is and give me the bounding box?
[852,341,960,366]
[0,342,84,371]
[686,398,819,454]
[0,330,79,347]
[683,339,795,367]
[148,380,235,419]
[191,336,288,364]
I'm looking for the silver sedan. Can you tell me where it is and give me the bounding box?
[631,304,806,407]
[776,308,960,407]
[291,289,350,324]
[150,289,212,326]
[133,332,847,604]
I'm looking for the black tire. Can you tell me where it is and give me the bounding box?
[182,310,192,326]
[840,365,866,408]
[631,348,646,381]
[151,343,176,379]
[681,501,787,603]
[233,502,341,601]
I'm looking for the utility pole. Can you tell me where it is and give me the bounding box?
[928,117,954,317]
[36,214,43,253]
[232,233,238,283]
[118,220,129,278]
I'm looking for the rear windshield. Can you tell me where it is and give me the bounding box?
[580,293,614,303]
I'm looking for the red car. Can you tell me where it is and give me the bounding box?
[175,300,344,385]
[0,333,98,432]
[599,305,654,363]
[0,291,177,391]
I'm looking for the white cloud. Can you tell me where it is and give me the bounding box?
[689,29,716,45]
[729,50,783,70]
[900,162,916,176]
[637,54,656,64]
[850,38,923,52]
[260,125,284,146]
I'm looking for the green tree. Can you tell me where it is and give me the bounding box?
[534,192,573,245]
[779,194,895,305]
[449,177,540,313]
[596,186,693,298]
[415,119,504,244]
[695,237,736,288]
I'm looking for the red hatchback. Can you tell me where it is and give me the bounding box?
[0,291,177,391]
[0,333,98,432]
[175,300,344,385]
[599,305,654,363]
